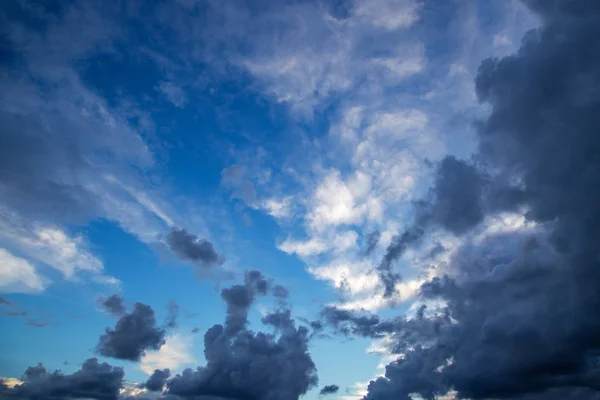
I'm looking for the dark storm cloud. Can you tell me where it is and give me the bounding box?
[427,156,486,235]
[165,228,224,267]
[244,269,270,295]
[376,156,486,297]
[363,0,600,399]
[165,299,179,329]
[320,385,339,395]
[321,305,450,350]
[221,269,277,335]
[97,303,166,361]
[378,227,424,298]
[0,358,124,399]
[99,294,127,317]
[144,368,171,392]
[221,284,254,336]
[261,308,293,330]
[167,317,317,400]
[165,274,317,400]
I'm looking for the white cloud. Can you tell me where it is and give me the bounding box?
[0,209,119,291]
[280,230,358,257]
[157,81,188,108]
[261,197,293,219]
[140,334,197,375]
[354,0,421,30]
[279,237,329,257]
[308,259,378,296]
[338,380,371,400]
[308,170,368,230]
[336,277,424,311]
[237,0,424,117]
[371,52,425,80]
[120,382,161,399]
[0,248,46,293]
[23,227,103,279]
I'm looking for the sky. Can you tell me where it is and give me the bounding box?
[1,0,600,399]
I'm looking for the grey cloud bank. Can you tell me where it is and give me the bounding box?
[362,0,600,399]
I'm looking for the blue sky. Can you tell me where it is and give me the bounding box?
[0,1,545,399]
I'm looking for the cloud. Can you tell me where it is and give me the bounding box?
[0,358,124,399]
[99,294,127,317]
[272,284,289,299]
[354,0,421,30]
[378,227,424,298]
[97,303,167,362]
[361,1,600,399]
[25,319,50,328]
[0,0,190,292]
[279,237,330,257]
[165,300,179,329]
[261,197,293,219]
[2,310,27,318]
[164,228,224,268]
[0,248,46,293]
[364,231,381,256]
[144,369,171,392]
[0,296,13,306]
[308,170,369,230]
[220,269,272,336]
[166,282,318,400]
[320,384,340,395]
[157,81,187,108]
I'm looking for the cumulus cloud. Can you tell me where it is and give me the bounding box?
[99,294,127,317]
[164,228,224,268]
[166,280,318,400]
[144,369,171,392]
[97,303,166,362]
[0,358,124,399]
[220,269,271,336]
[320,384,340,395]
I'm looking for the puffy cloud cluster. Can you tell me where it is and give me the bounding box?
[0,358,124,400]
[164,228,224,268]
[97,303,167,362]
[99,294,127,317]
[166,271,317,400]
[144,369,171,392]
[2,271,315,400]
